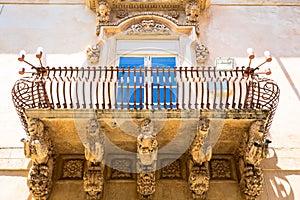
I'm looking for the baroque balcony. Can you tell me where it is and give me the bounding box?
[12,62,280,199]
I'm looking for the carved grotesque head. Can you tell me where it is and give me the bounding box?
[28,164,51,199]
[83,171,103,198]
[186,2,200,23]
[189,165,210,198]
[27,118,44,137]
[87,118,100,136]
[97,2,110,23]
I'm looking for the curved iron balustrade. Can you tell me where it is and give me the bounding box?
[12,66,279,136]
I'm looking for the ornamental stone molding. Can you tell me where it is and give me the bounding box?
[62,159,84,179]
[126,20,171,35]
[83,119,104,164]
[237,120,270,200]
[21,118,55,200]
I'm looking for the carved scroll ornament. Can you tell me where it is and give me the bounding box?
[86,44,101,65]
[137,172,156,200]
[188,164,210,200]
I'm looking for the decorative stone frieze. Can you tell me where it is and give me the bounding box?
[237,120,270,200]
[188,162,210,200]
[83,162,105,200]
[137,119,158,200]
[210,159,231,179]
[195,43,209,65]
[62,159,84,179]
[86,44,102,65]
[83,119,104,164]
[21,118,55,200]
[126,20,171,35]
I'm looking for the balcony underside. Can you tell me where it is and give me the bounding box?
[25,108,269,155]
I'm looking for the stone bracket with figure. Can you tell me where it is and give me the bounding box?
[237,120,271,200]
[188,117,211,200]
[136,118,158,200]
[21,118,56,200]
[83,118,105,200]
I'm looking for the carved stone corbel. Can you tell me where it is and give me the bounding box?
[188,118,211,200]
[83,162,105,200]
[83,119,105,200]
[238,120,270,200]
[21,118,55,200]
[136,119,157,200]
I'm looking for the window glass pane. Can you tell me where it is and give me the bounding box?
[119,57,144,68]
[151,57,176,68]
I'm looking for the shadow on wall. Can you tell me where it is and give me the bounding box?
[262,148,295,200]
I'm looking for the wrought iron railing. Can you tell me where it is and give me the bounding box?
[12,66,279,135]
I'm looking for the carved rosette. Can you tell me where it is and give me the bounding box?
[126,20,171,35]
[137,172,156,200]
[137,119,157,200]
[86,44,102,65]
[188,163,210,200]
[195,43,209,65]
[21,118,55,200]
[83,162,105,200]
[238,120,269,200]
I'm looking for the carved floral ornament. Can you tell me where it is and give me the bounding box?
[126,20,171,35]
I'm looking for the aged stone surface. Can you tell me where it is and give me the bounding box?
[62,159,84,179]
[237,120,269,200]
[21,118,55,200]
[126,20,170,35]
[86,44,102,65]
[161,159,181,179]
[188,162,210,200]
[210,159,231,179]
[83,162,105,200]
[96,1,111,35]
[83,119,104,164]
[111,159,133,179]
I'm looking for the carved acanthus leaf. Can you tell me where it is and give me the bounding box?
[195,43,209,64]
[86,44,101,65]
